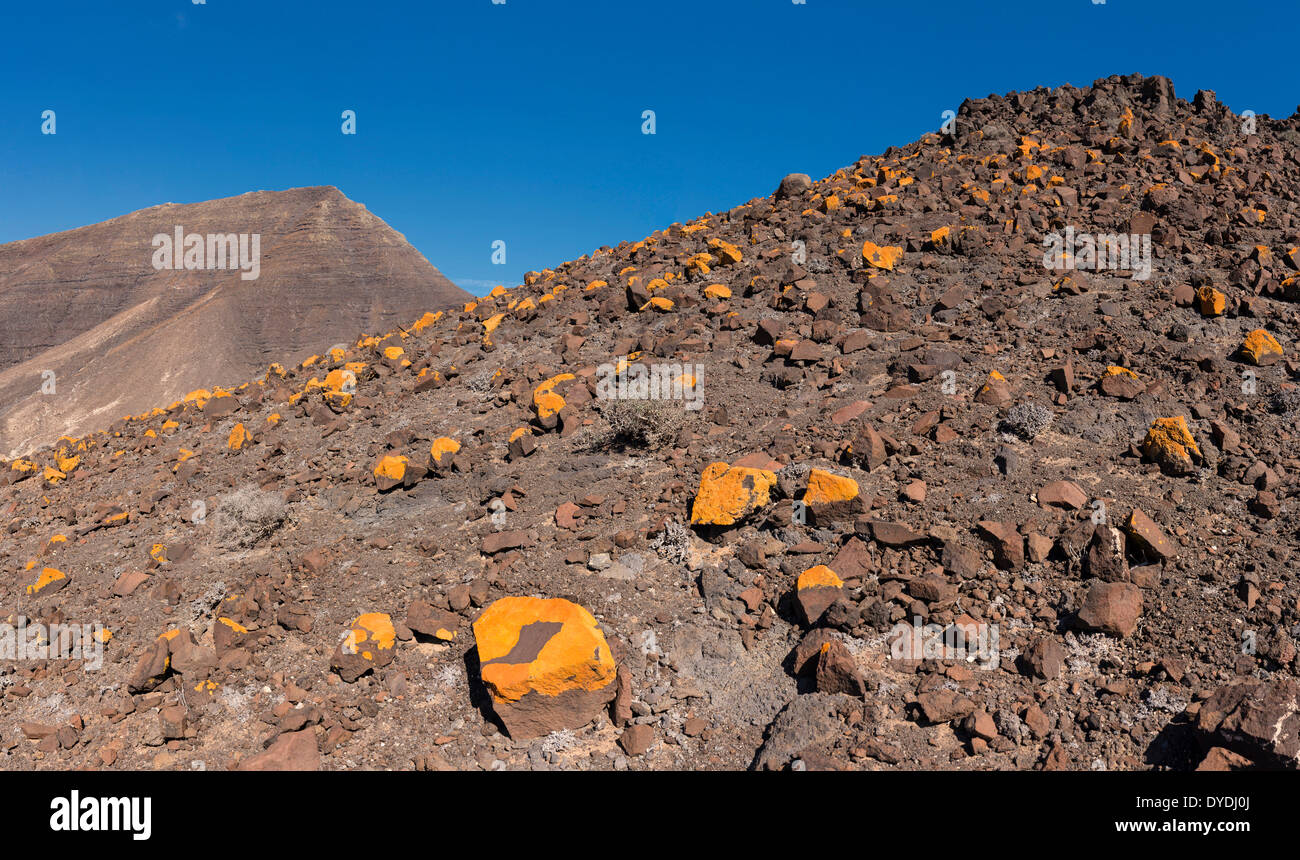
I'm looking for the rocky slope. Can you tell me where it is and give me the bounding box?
[0,186,468,457]
[3,74,1300,771]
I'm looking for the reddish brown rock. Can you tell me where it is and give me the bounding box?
[868,520,926,547]
[977,521,1024,570]
[1020,635,1065,680]
[405,601,460,642]
[234,729,321,771]
[619,724,654,756]
[1196,679,1300,768]
[1037,480,1087,510]
[915,689,976,724]
[1076,581,1143,637]
[815,640,866,697]
[1126,508,1177,560]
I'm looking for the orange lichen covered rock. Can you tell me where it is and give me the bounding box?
[482,312,506,341]
[472,596,618,738]
[429,436,461,469]
[213,616,250,652]
[508,426,536,459]
[974,370,1012,405]
[321,368,357,410]
[26,567,67,596]
[1197,286,1226,316]
[410,310,442,333]
[531,373,575,429]
[1240,329,1282,366]
[795,565,844,627]
[862,241,903,270]
[640,296,675,312]
[373,454,412,491]
[685,252,714,274]
[708,238,743,265]
[690,461,778,526]
[804,468,859,505]
[331,613,398,682]
[127,628,211,692]
[802,468,863,520]
[1143,417,1202,475]
[227,422,249,451]
[8,459,38,483]
[1099,366,1144,399]
[182,388,212,409]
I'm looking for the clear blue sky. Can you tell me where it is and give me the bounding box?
[2,0,1296,296]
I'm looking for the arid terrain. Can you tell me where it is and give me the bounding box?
[0,186,467,457]
[3,74,1299,771]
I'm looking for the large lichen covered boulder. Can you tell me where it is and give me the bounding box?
[690,461,778,527]
[472,596,617,739]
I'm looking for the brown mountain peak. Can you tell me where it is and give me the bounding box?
[0,186,468,456]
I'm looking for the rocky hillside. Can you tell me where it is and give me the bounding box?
[3,74,1300,771]
[0,186,468,457]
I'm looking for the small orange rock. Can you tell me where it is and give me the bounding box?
[1196,286,1226,316]
[1240,329,1282,366]
[1142,417,1201,475]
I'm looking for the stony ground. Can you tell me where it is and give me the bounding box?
[3,73,1300,771]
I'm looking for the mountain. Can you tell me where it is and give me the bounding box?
[0,186,468,456]
[4,74,1300,771]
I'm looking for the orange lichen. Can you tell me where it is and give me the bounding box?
[708,238,743,265]
[1196,286,1225,316]
[219,617,249,634]
[640,297,675,312]
[686,252,714,274]
[690,461,778,526]
[410,311,442,333]
[532,373,575,420]
[26,567,65,595]
[373,455,408,483]
[1143,417,1201,470]
[483,312,506,339]
[472,597,616,703]
[803,469,860,506]
[341,613,397,659]
[429,436,461,464]
[1241,329,1282,365]
[862,241,903,270]
[797,565,844,591]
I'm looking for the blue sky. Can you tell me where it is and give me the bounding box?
[1,0,1296,296]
